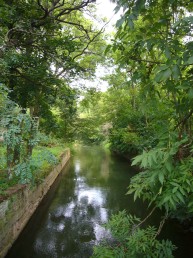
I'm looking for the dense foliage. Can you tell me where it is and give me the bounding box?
[1,0,193,256]
[0,0,106,184]
[87,0,193,256]
[0,86,58,184]
[92,211,176,258]
[107,0,193,220]
[0,0,106,133]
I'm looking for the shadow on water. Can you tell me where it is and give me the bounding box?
[6,145,193,258]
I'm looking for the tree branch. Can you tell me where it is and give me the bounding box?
[129,56,164,65]
[136,206,156,228]
[37,0,49,20]
[56,0,95,18]
[174,109,193,131]
[72,20,108,60]
[154,213,168,239]
[55,19,90,38]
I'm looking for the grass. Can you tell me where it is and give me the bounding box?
[32,145,66,183]
[0,144,66,194]
[33,145,65,160]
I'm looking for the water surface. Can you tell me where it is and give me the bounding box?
[6,145,193,257]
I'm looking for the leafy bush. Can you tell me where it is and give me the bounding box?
[14,149,58,184]
[36,132,60,147]
[109,128,140,155]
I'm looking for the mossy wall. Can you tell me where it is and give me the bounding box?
[0,149,70,258]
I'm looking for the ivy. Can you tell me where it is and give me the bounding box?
[0,86,58,183]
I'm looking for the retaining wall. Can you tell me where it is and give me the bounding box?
[0,148,70,258]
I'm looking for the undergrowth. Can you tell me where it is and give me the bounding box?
[0,144,65,194]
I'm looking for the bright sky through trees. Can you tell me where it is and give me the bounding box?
[96,0,119,32]
[77,0,120,92]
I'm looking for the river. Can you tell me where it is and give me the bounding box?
[6,145,193,257]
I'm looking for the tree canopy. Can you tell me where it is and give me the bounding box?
[89,1,193,256]
[1,0,193,256]
[0,0,106,117]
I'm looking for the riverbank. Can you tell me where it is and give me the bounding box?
[0,148,70,258]
[0,144,67,195]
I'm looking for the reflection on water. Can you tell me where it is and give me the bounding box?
[6,146,193,258]
[31,146,115,258]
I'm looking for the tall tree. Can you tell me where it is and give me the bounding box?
[0,0,105,118]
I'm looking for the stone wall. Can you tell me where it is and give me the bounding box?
[0,148,70,258]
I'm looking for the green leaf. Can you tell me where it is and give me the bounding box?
[116,17,125,28]
[147,40,153,51]
[186,56,193,65]
[135,0,145,11]
[126,188,135,195]
[172,187,178,193]
[152,151,157,163]
[114,5,121,14]
[179,187,186,195]
[169,197,176,209]
[176,191,185,204]
[141,155,148,168]
[104,45,111,55]
[165,47,171,58]
[158,172,164,184]
[162,195,170,204]
[170,182,179,187]
[188,88,193,99]
[162,68,172,81]
[131,154,143,166]
[173,20,181,28]
[158,65,169,71]
[172,64,180,80]
[147,154,152,167]
[155,68,172,82]
[134,190,139,201]
[165,161,173,172]
[128,19,134,29]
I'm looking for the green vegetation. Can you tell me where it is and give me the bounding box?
[0,0,106,192]
[107,0,193,223]
[78,0,193,256]
[92,211,176,258]
[0,144,65,194]
[1,0,193,256]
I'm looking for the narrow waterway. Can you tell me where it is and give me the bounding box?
[6,145,193,258]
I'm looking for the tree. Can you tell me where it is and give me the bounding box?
[110,0,193,139]
[94,0,193,255]
[0,85,39,179]
[0,0,108,179]
[0,0,106,120]
[75,88,106,143]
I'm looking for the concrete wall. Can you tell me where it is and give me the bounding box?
[0,149,70,258]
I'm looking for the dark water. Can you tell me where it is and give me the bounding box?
[6,145,193,258]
